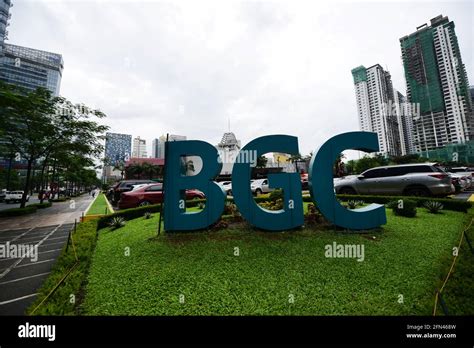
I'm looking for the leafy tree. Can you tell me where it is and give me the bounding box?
[256,155,268,168]
[390,154,427,165]
[353,154,389,174]
[126,163,144,179]
[0,82,108,207]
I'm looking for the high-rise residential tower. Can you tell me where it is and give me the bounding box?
[400,15,473,152]
[152,134,187,159]
[393,90,416,155]
[351,64,402,156]
[132,136,147,158]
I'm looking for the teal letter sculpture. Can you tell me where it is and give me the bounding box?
[309,131,386,230]
[164,140,225,231]
[232,135,304,231]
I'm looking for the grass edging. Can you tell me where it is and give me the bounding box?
[433,210,474,315]
[26,220,99,315]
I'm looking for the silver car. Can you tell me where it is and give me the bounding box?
[251,178,274,195]
[334,163,455,197]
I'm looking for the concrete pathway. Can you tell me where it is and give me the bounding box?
[0,194,95,315]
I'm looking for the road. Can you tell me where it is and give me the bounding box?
[0,196,42,212]
[0,194,95,315]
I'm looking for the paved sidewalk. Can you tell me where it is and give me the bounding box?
[0,194,96,315]
[0,223,74,315]
[0,194,95,231]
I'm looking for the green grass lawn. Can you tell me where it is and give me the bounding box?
[82,209,469,315]
[86,193,111,216]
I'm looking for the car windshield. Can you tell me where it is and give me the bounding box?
[434,166,447,173]
[131,184,147,191]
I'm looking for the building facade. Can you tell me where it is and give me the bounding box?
[393,90,416,155]
[104,132,132,167]
[0,43,63,96]
[215,132,241,175]
[400,15,473,152]
[351,64,402,156]
[152,134,187,159]
[151,138,162,159]
[0,0,11,52]
[132,136,147,158]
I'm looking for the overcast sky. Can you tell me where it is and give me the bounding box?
[7,0,474,159]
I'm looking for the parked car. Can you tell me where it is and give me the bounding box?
[251,178,274,195]
[0,189,6,202]
[334,163,454,197]
[118,183,205,209]
[444,167,473,190]
[5,191,30,204]
[109,180,156,205]
[216,181,233,196]
[450,174,469,193]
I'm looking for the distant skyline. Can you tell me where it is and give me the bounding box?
[7,0,474,159]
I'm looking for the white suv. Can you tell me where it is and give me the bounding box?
[251,179,274,196]
[5,191,29,204]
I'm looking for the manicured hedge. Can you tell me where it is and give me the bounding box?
[29,202,53,209]
[97,204,163,229]
[50,197,68,202]
[0,205,37,217]
[336,194,471,212]
[96,193,471,230]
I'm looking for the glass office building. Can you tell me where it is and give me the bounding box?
[0,0,11,51]
[104,133,133,166]
[0,43,63,96]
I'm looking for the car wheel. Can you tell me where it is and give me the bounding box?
[405,186,430,197]
[255,189,262,196]
[339,187,357,195]
[139,201,151,207]
[227,190,232,196]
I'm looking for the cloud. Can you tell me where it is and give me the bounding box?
[7,0,473,159]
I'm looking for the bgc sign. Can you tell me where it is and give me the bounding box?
[164,132,386,232]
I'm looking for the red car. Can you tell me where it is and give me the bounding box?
[118,183,205,209]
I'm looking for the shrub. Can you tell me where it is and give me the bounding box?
[0,206,37,217]
[143,212,152,219]
[424,201,444,214]
[97,204,162,229]
[29,202,52,209]
[223,201,240,216]
[197,202,205,210]
[109,216,126,229]
[50,197,68,202]
[387,199,417,218]
[337,194,470,213]
[269,189,283,202]
[259,198,283,211]
[304,203,326,226]
[346,200,359,209]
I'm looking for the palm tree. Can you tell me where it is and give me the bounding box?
[126,163,143,179]
[113,162,125,180]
